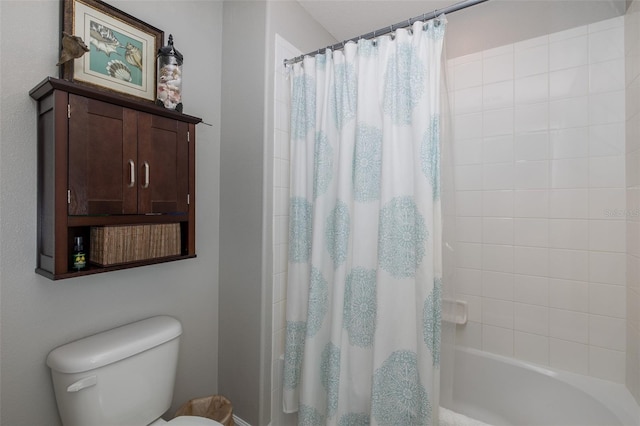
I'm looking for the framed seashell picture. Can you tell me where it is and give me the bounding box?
[61,0,163,102]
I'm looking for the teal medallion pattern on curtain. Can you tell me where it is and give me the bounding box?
[321,343,342,417]
[421,115,441,201]
[331,63,357,130]
[378,196,428,278]
[353,124,383,202]
[284,321,307,390]
[383,43,426,126]
[300,404,326,426]
[289,197,313,263]
[343,267,377,347]
[291,74,316,140]
[307,267,329,337]
[371,350,431,425]
[423,277,442,367]
[314,131,333,199]
[325,201,350,267]
[338,413,370,426]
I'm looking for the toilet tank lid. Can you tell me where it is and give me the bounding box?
[47,316,182,374]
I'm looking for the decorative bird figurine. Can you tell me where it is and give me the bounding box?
[57,32,89,66]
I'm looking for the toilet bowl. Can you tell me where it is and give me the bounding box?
[47,316,221,426]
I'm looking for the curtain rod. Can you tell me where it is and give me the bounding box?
[284,0,489,66]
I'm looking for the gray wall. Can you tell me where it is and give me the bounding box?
[0,1,221,425]
[218,1,335,424]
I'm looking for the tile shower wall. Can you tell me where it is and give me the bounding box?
[626,0,640,403]
[272,34,299,426]
[450,16,627,383]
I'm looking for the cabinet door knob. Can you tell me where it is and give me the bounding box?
[128,160,136,188]
[142,161,150,189]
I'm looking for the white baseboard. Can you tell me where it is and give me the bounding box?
[233,414,252,426]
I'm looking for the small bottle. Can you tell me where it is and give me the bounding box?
[72,236,86,271]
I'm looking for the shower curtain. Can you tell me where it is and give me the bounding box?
[284,16,446,426]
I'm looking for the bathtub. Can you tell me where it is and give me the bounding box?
[444,347,640,426]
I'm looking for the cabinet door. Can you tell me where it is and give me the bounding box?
[137,113,189,214]
[68,94,138,215]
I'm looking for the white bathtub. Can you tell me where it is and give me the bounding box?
[444,347,640,426]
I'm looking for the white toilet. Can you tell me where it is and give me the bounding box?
[46,316,222,426]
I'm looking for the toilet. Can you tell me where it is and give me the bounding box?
[46,316,221,426]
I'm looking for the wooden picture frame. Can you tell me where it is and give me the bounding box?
[61,0,163,102]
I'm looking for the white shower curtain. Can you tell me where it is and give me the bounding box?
[284,17,446,426]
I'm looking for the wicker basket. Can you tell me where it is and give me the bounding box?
[174,395,234,426]
[90,223,180,266]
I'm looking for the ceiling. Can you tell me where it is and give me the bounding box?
[296,0,629,57]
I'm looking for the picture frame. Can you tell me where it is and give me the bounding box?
[61,0,163,102]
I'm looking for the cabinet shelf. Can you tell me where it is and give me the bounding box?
[31,77,200,280]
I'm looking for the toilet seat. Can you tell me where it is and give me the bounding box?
[166,416,224,426]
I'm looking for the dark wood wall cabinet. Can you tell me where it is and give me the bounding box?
[30,77,201,280]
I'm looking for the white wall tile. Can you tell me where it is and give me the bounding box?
[483,81,514,110]
[482,270,514,300]
[549,308,589,343]
[455,87,483,115]
[454,138,483,165]
[482,325,514,356]
[549,278,589,312]
[515,331,549,365]
[589,188,626,220]
[589,282,626,318]
[550,66,589,99]
[483,135,513,164]
[589,251,626,285]
[455,165,483,190]
[483,108,514,137]
[550,35,588,71]
[589,346,625,382]
[457,217,482,243]
[483,218,514,245]
[483,190,514,217]
[550,97,589,129]
[456,321,482,349]
[514,218,549,247]
[513,274,549,306]
[483,298,514,328]
[550,127,589,159]
[456,242,483,270]
[483,51,514,84]
[589,314,626,351]
[515,102,549,133]
[589,91,625,125]
[549,249,589,281]
[589,26,625,63]
[550,338,589,374]
[483,244,514,273]
[514,160,549,190]
[456,191,483,216]
[515,74,548,105]
[589,220,626,253]
[549,219,589,250]
[589,156,626,188]
[514,190,549,218]
[515,44,549,78]
[455,59,483,90]
[515,132,549,161]
[549,189,589,218]
[514,246,549,276]
[455,112,483,140]
[455,267,482,296]
[483,163,514,190]
[551,158,589,189]
[590,59,625,93]
[589,122,625,157]
[514,302,549,335]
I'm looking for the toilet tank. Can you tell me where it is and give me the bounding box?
[46,316,183,426]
